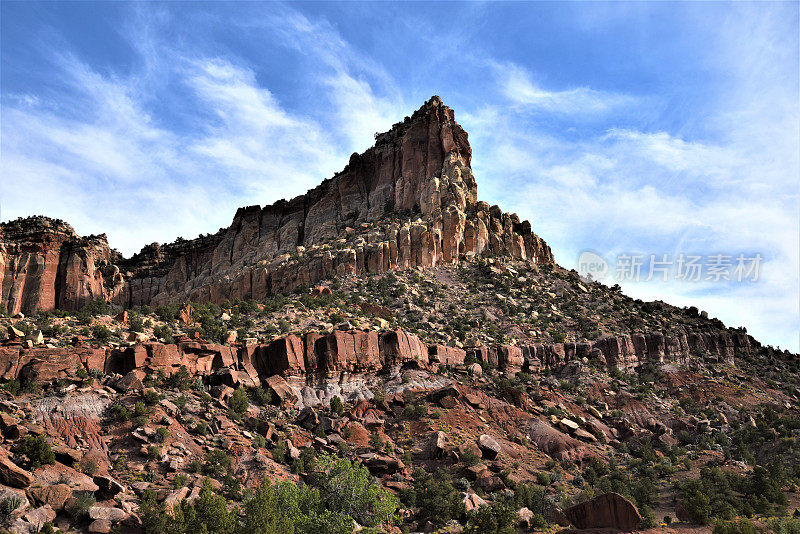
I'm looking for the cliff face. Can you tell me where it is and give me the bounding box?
[0,217,123,315]
[1,96,554,314]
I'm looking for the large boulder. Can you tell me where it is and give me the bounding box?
[477,434,501,460]
[563,492,641,531]
[265,375,297,407]
[0,450,33,488]
[27,483,73,511]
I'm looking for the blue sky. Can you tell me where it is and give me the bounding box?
[2,2,798,351]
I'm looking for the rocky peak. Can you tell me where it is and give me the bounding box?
[1,97,552,312]
[0,216,78,241]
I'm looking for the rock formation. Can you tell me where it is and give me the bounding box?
[1,96,553,315]
[0,217,123,316]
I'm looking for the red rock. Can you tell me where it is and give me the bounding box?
[2,98,555,313]
[264,375,297,407]
[178,304,194,326]
[528,419,593,464]
[429,344,466,366]
[359,302,392,320]
[563,492,641,531]
[0,217,117,315]
[27,483,73,511]
[0,448,34,488]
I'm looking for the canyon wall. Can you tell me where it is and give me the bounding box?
[0,327,758,392]
[1,96,553,315]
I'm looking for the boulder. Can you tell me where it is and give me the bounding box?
[88,505,126,522]
[518,507,534,528]
[563,492,641,531]
[0,450,34,488]
[477,434,501,460]
[467,363,483,377]
[265,375,297,407]
[462,492,488,512]
[27,483,72,511]
[93,475,125,499]
[89,519,112,533]
[23,505,56,530]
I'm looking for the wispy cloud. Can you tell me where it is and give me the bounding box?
[466,52,798,350]
[500,62,637,115]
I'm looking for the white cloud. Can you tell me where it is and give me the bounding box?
[500,62,637,115]
[465,53,799,351]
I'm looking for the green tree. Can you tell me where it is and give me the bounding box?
[316,455,399,528]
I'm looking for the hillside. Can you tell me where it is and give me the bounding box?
[0,97,797,534]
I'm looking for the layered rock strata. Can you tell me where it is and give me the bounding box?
[1,96,553,314]
[0,327,757,392]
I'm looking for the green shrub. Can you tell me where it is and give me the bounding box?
[68,494,95,519]
[0,494,24,522]
[204,450,233,479]
[242,479,352,534]
[169,366,191,390]
[315,455,399,528]
[252,386,272,406]
[713,519,757,534]
[228,388,249,416]
[465,498,516,534]
[142,389,160,405]
[3,379,21,396]
[154,426,170,443]
[152,323,175,343]
[16,434,55,469]
[402,468,464,527]
[330,395,344,416]
[192,421,209,436]
[92,324,112,341]
[80,458,98,476]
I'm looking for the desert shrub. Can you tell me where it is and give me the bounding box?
[228,388,249,416]
[142,389,160,405]
[242,479,352,534]
[0,494,24,521]
[3,379,20,396]
[169,366,191,390]
[108,401,131,422]
[129,314,145,333]
[204,450,233,479]
[92,324,112,341]
[154,426,170,443]
[271,440,288,463]
[403,403,427,419]
[192,421,209,436]
[315,455,398,528]
[713,519,757,534]
[252,386,272,406]
[330,395,344,416]
[81,298,111,317]
[80,458,98,476]
[68,494,95,519]
[16,434,55,468]
[402,468,464,526]
[768,517,800,534]
[465,497,516,534]
[154,303,181,323]
[514,483,548,517]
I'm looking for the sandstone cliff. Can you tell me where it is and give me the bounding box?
[1,96,553,314]
[0,217,123,315]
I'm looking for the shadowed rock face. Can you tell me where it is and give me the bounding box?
[1,96,553,314]
[563,492,642,531]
